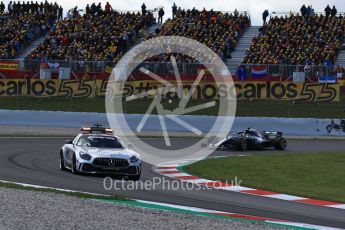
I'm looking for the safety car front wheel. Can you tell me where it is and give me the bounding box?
[128,174,141,181]
[71,154,79,175]
[60,151,66,171]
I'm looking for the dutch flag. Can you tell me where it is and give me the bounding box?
[251,66,268,78]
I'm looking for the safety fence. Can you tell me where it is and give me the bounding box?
[0,59,344,78]
[0,109,344,136]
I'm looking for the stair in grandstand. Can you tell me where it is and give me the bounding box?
[118,23,161,65]
[335,44,345,68]
[148,23,161,34]
[18,36,47,61]
[226,26,260,75]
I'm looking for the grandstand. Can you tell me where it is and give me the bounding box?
[0,2,343,77]
[156,8,251,60]
[28,11,154,62]
[0,1,60,59]
[243,13,344,65]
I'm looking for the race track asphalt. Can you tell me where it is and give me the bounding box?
[1,138,345,228]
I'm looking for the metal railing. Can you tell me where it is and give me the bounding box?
[237,64,342,79]
[0,59,344,77]
[270,11,345,18]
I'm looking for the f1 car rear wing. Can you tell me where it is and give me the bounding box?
[264,131,283,137]
[80,124,113,134]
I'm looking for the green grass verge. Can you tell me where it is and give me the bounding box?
[0,96,344,118]
[184,152,345,203]
[0,181,127,201]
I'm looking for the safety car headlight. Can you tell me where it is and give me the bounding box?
[130,156,138,163]
[80,152,91,160]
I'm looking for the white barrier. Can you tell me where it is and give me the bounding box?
[0,109,344,136]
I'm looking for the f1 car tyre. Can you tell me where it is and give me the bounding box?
[223,143,232,151]
[59,151,66,171]
[217,142,230,151]
[128,174,141,181]
[274,138,287,150]
[237,139,247,151]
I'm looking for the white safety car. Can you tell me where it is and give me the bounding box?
[59,125,141,180]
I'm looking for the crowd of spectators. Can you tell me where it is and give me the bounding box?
[2,2,344,70]
[28,3,155,62]
[244,7,344,65]
[5,1,61,16]
[0,1,61,59]
[151,8,250,62]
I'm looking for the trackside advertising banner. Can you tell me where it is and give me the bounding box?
[0,79,340,101]
[0,61,20,71]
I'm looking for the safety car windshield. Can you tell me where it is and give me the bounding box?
[77,135,123,148]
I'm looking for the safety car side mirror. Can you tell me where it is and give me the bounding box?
[65,140,73,145]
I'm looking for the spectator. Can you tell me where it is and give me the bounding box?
[96,3,102,16]
[85,4,90,14]
[331,6,337,17]
[8,1,13,14]
[141,3,146,16]
[237,64,247,80]
[325,5,331,18]
[0,1,5,13]
[306,5,311,16]
[234,9,239,18]
[58,6,63,20]
[90,3,96,15]
[300,4,306,17]
[66,8,71,18]
[105,2,112,14]
[172,3,177,19]
[262,10,269,25]
[72,6,79,18]
[158,7,164,24]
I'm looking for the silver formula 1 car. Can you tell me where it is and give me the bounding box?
[212,128,287,151]
[59,125,141,180]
